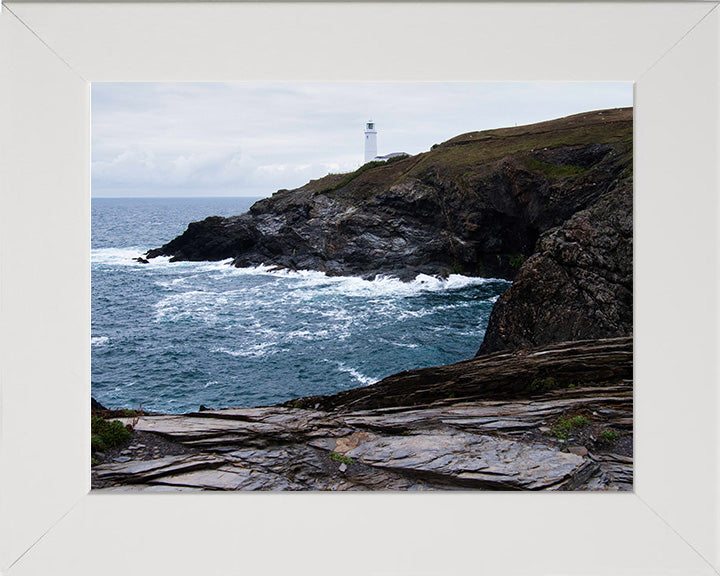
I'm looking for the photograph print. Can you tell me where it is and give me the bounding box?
[91,82,633,491]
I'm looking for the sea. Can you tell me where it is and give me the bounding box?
[91,197,511,414]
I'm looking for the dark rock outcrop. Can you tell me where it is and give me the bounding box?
[285,336,632,411]
[147,108,632,285]
[478,174,633,354]
[91,397,107,414]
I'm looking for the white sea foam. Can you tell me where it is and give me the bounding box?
[391,341,420,349]
[336,363,378,386]
[154,290,230,323]
[91,247,148,266]
[91,336,109,346]
[92,247,236,272]
[211,342,277,358]
[94,248,508,298]
[220,264,507,296]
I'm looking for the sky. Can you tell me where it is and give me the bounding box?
[92,82,632,198]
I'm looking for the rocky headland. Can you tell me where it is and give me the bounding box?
[93,108,634,490]
[147,107,632,352]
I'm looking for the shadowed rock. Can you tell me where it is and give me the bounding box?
[290,336,632,411]
[478,176,632,354]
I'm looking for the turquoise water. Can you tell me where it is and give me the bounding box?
[91,197,510,413]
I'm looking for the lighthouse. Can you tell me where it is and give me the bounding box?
[364,120,377,164]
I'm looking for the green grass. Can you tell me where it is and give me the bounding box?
[551,415,591,440]
[408,113,632,178]
[268,109,632,209]
[527,376,585,394]
[319,154,410,195]
[330,452,353,465]
[528,376,559,393]
[91,415,132,453]
[599,429,619,443]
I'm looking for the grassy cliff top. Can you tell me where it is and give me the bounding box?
[285,107,632,204]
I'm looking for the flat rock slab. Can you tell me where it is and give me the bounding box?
[343,431,593,490]
[95,454,226,483]
[149,465,305,491]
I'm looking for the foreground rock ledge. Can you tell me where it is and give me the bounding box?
[93,337,633,491]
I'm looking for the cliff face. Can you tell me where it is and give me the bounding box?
[477,173,633,354]
[148,108,632,284]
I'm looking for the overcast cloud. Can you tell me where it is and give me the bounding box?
[92,82,632,198]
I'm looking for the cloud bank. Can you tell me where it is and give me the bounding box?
[92,82,632,198]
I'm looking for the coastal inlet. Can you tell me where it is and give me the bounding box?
[92,197,510,414]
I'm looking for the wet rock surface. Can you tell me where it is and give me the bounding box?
[93,338,633,491]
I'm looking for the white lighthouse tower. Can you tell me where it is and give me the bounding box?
[364,120,377,164]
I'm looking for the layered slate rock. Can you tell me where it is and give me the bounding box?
[93,338,633,492]
[147,108,632,284]
[292,336,632,411]
[335,431,595,490]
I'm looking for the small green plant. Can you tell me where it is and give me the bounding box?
[551,415,591,439]
[509,253,526,270]
[599,429,619,442]
[91,415,132,453]
[529,376,559,392]
[91,456,99,466]
[330,452,353,465]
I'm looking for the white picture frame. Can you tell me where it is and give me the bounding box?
[1,2,719,575]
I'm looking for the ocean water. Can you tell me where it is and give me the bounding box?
[92,197,510,414]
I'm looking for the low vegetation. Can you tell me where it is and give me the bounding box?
[330,452,353,465]
[599,429,619,443]
[551,415,591,440]
[509,253,526,270]
[321,154,409,195]
[91,415,132,453]
[528,376,582,393]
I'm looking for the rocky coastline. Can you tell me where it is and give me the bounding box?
[92,108,634,491]
[146,107,632,353]
[92,337,632,491]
